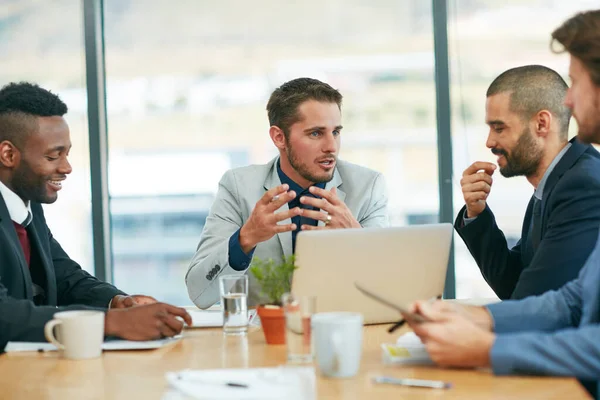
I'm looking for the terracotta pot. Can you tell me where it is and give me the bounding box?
[256,305,285,345]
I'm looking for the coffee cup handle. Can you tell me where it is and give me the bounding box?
[44,319,65,349]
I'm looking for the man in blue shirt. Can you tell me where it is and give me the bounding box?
[406,10,600,398]
[186,78,389,308]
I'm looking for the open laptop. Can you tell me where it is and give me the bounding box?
[292,223,453,324]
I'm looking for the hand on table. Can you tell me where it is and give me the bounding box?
[110,294,158,309]
[105,303,192,341]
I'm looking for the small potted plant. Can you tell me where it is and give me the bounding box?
[249,255,296,345]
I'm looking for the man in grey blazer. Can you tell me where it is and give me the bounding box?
[186,78,389,308]
[405,10,600,398]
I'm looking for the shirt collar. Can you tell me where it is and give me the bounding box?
[0,180,32,225]
[276,160,326,195]
[535,142,571,200]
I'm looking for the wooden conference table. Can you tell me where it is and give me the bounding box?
[0,324,591,400]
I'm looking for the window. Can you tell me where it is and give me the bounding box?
[0,0,94,273]
[104,0,438,305]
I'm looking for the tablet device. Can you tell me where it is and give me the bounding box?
[354,282,429,323]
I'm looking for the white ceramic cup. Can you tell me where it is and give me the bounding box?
[311,312,363,378]
[44,311,105,360]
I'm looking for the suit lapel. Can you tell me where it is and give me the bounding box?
[543,138,587,197]
[319,167,345,227]
[521,196,536,264]
[263,158,293,259]
[26,212,57,305]
[0,195,33,299]
[539,138,589,228]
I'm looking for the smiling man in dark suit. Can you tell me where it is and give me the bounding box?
[0,82,191,349]
[455,65,600,299]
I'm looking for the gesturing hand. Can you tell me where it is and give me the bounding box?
[299,187,360,230]
[460,162,496,218]
[239,184,302,253]
[105,303,192,341]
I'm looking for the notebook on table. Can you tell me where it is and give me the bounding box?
[5,335,183,352]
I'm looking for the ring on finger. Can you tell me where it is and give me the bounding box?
[324,214,332,226]
[271,195,280,202]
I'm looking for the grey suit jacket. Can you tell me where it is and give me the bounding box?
[186,157,389,308]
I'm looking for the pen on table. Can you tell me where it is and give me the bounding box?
[388,294,442,334]
[373,376,452,389]
[176,374,249,389]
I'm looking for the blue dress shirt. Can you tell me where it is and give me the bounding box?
[228,162,326,271]
[486,227,600,398]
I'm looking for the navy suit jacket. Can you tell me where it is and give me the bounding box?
[0,195,125,350]
[455,138,600,299]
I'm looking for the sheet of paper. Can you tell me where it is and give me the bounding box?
[5,335,182,353]
[164,366,316,400]
[4,342,55,353]
[102,335,182,350]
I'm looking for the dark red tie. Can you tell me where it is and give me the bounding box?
[12,221,31,267]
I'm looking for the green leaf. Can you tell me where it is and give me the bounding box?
[248,255,297,306]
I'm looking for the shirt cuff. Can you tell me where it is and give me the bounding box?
[490,335,518,375]
[486,302,523,333]
[228,228,255,271]
[463,209,478,226]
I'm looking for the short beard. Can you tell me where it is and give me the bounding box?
[496,127,543,178]
[285,143,335,184]
[577,95,600,145]
[12,159,56,204]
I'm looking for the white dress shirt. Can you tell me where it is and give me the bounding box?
[0,180,32,226]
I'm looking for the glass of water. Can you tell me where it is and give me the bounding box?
[282,293,316,363]
[219,275,248,335]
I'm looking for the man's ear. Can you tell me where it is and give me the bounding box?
[0,141,20,168]
[269,126,286,151]
[534,110,552,138]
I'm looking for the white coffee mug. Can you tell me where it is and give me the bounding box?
[44,311,105,360]
[311,312,363,378]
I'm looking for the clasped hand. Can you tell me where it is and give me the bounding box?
[239,184,360,253]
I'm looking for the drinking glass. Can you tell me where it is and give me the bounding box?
[219,275,248,335]
[282,293,316,363]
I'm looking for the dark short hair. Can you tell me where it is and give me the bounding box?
[0,82,68,149]
[552,10,600,87]
[266,77,342,138]
[486,65,571,140]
